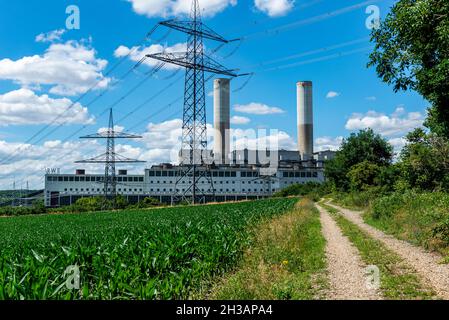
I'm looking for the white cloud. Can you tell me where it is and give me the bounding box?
[0,40,110,96]
[35,29,66,43]
[345,107,425,137]
[326,91,340,99]
[98,125,125,134]
[0,139,102,189]
[0,88,94,126]
[254,0,294,17]
[314,136,343,152]
[140,119,183,163]
[231,116,250,125]
[365,96,377,101]
[230,128,296,150]
[127,0,237,18]
[114,42,186,70]
[0,136,152,189]
[234,102,285,115]
[388,137,407,151]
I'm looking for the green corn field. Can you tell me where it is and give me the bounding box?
[0,198,297,300]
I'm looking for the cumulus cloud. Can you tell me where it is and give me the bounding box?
[127,0,237,18]
[345,107,425,137]
[387,137,407,151]
[0,88,94,126]
[326,91,340,99]
[314,136,343,152]
[0,139,101,189]
[230,116,250,125]
[0,40,110,96]
[230,128,296,150]
[255,0,294,17]
[0,135,152,189]
[98,125,125,134]
[114,42,186,70]
[234,102,285,115]
[35,29,66,43]
[140,119,183,163]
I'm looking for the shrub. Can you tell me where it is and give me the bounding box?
[132,197,163,209]
[333,187,383,209]
[273,182,328,200]
[367,191,449,255]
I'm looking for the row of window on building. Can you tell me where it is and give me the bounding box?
[148,188,274,193]
[47,176,144,182]
[58,187,144,193]
[148,180,269,185]
[148,171,261,178]
[283,171,318,178]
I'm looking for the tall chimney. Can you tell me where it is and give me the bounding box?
[297,81,314,161]
[214,78,231,164]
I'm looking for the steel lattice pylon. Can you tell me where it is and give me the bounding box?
[147,0,240,205]
[76,109,145,204]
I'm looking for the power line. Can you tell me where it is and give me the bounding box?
[0,25,168,166]
[241,0,387,40]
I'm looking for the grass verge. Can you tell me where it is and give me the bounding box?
[320,202,436,300]
[207,199,328,300]
[365,192,449,262]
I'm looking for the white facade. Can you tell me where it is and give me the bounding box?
[44,165,326,207]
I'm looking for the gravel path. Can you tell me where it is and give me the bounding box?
[326,202,449,300]
[317,204,382,300]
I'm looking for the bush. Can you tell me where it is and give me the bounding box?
[131,197,163,209]
[273,182,328,200]
[0,200,47,217]
[332,187,383,209]
[367,191,449,256]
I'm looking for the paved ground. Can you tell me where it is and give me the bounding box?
[317,204,382,300]
[326,202,449,300]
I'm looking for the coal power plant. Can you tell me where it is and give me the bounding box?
[44,80,336,207]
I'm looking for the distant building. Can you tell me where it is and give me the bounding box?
[44,80,336,207]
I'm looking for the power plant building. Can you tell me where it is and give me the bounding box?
[44,81,335,207]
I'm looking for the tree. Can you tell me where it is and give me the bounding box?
[325,129,393,190]
[398,128,449,190]
[347,161,382,191]
[368,0,449,137]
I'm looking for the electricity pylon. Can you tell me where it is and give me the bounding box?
[76,109,144,203]
[147,0,240,204]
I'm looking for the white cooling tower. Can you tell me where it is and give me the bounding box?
[214,78,231,164]
[297,81,314,161]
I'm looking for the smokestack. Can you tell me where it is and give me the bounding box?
[214,78,231,164]
[297,81,314,161]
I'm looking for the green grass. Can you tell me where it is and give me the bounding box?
[209,199,327,300]
[0,198,297,300]
[366,191,449,261]
[320,203,436,300]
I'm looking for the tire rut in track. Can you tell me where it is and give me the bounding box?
[317,204,382,300]
[326,202,449,300]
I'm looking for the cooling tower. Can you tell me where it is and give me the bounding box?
[297,81,314,161]
[214,78,231,164]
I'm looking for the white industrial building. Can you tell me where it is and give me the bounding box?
[45,80,335,207]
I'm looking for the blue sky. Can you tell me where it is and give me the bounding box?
[0,0,428,189]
